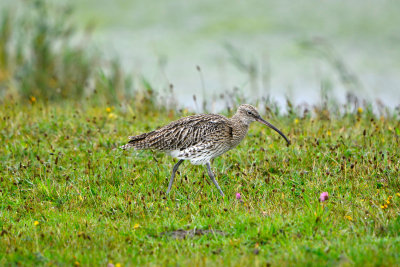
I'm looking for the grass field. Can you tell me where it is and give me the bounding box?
[1,100,399,266]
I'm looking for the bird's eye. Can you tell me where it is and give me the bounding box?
[247,111,252,115]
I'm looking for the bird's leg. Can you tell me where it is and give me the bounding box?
[205,162,225,197]
[166,159,184,194]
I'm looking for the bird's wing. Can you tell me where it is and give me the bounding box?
[128,114,233,151]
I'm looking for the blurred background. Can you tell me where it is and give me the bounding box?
[1,0,399,111]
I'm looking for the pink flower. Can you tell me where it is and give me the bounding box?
[319,192,329,202]
[236,193,241,200]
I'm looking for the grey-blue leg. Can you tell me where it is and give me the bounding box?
[167,159,184,194]
[206,162,225,197]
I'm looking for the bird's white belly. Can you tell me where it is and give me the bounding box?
[169,142,231,165]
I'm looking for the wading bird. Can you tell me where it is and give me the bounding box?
[121,104,290,197]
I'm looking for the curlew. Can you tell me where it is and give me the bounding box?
[121,104,290,197]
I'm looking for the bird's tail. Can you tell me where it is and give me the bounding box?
[120,131,156,150]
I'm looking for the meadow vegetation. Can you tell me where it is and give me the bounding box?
[1,98,399,266]
[1,0,400,266]
[0,0,130,104]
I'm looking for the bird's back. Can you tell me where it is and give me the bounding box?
[122,114,233,151]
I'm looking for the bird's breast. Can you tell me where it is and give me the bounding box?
[230,124,249,147]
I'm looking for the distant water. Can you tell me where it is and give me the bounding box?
[3,0,400,111]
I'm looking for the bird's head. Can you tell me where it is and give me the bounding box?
[237,104,291,145]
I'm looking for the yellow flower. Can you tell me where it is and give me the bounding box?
[326,130,332,137]
[116,263,122,267]
[74,261,80,266]
[30,96,36,103]
[79,195,84,201]
[269,144,273,149]
[357,107,363,114]
[384,204,388,208]
[294,118,299,124]
[133,223,140,229]
[380,205,385,209]
[34,221,40,226]
[108,113,117,119]
[344,215,353,221]
[396,193,400,197]
[165,207,169,211]
[106,107,112,113]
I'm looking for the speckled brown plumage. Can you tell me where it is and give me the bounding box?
[121,104,290,197]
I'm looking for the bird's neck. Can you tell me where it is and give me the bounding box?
[230,113,250,144]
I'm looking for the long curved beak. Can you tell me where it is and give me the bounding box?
[257,117,291,145]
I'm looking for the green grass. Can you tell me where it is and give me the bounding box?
[1,101,399,266]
